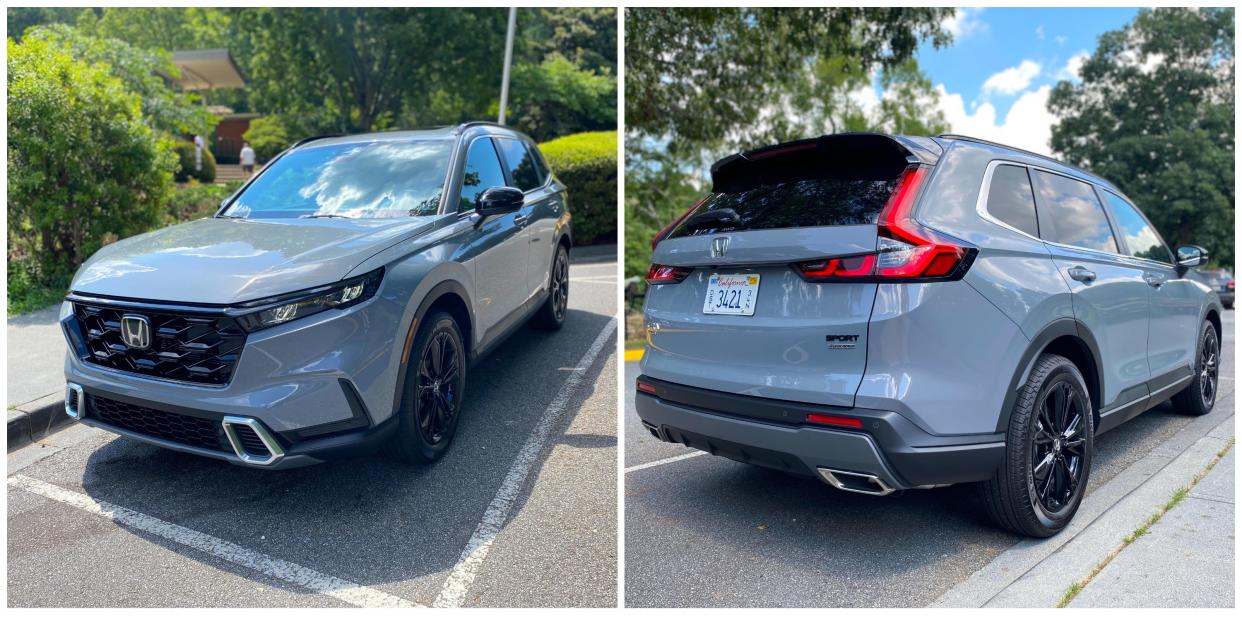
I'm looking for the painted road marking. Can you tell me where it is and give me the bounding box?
[7,474,417,608]
[624,348,643,361]
[624,451,707,473]
[432,316,619,608]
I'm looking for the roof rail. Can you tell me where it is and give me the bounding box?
[288,134,341,149]
[457,121,509,132]
[935,133,1106,184]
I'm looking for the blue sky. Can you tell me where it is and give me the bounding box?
[908,8,1140,155]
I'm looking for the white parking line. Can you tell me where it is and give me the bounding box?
[624,451,707,473]
[570,276,618,284]
[433,316,618,608]
[7,474,418,608]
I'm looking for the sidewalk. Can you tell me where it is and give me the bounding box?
[6,304,69,449]
[1069,447,1234,608]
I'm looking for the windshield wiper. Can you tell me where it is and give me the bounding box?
[301,214,350,219]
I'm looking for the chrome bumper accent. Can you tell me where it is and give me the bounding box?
[65,383,84,419]
[221,416,286,466]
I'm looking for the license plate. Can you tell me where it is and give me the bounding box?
[703,273,760,315]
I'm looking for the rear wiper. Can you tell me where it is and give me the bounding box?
[681,208,740,233]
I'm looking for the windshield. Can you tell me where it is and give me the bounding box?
[221,140,452,219]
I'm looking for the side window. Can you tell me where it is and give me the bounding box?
[1103,191,1173,263]
[459,138,507,213]
[497,138,543,191]
[985,164,1039,238]
[1030,169,1118,254]
[528,143,550,184]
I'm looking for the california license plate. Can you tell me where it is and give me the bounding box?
[703,274,760,315]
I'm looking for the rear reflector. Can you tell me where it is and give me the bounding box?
[806,413,863,428]
[636,381,658,395]
[646,264,691,285]
[794,165,976,283]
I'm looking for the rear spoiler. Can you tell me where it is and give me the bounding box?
[709,133,941,194]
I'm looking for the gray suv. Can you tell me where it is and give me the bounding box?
[636,133,1221,537]
[61,123,572,468]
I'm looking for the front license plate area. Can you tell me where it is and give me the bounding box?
[703,274,760,316]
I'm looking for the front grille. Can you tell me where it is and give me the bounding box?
[88,395,228,452]
[72,302,247,385]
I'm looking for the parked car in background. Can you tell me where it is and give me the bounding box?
[61,122,572,468]
[1198,268,1234,309]
[636,133,1222,537]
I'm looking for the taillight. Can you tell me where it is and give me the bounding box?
[646,264,691,285]
[652,195,709,250]
[1228,280,1234,291]
[794,165,976,283]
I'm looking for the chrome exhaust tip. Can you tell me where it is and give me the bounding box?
[817,467,895,496]
[65,383,84,419]
[221,416,285,466]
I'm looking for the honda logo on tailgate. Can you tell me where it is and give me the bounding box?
[120,314,151,350]
[711,236,730,258]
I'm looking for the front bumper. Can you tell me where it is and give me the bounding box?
[60,290,408,468]
[634,375,1005,491]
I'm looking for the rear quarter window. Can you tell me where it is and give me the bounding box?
[667,177,898,239]
[985,164,1039,238]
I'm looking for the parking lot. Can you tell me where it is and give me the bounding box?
[8,250,618,608]
[624,310,1234,607]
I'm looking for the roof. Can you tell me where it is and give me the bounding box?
[289,123,527,150]
[934,133,1115,190]
[170,48,246,90]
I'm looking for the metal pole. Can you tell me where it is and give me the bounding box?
[498,7,517,125]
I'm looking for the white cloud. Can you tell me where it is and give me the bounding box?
[942,8,987,40]
[1035,25,1045,40]
[981,60,1042,96]
[936,84,1056,156]
[1054,35,1068,46]
[1056,51,1090,81]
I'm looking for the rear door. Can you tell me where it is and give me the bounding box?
[496,137,561,303]
[1099,189,1197,389]
[642,145,907,407]
[1030,169,1151,410]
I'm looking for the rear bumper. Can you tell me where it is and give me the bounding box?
[634,375,1004,490]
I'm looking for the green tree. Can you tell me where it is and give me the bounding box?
[22,24,215,137]
[6,7,86,39]
[524,7,616,74]
[1049,8,1234,267]
[508,54,616,142]
[77,7,231,51]
[7,35,176,306]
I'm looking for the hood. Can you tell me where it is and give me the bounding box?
[72,216,438,304]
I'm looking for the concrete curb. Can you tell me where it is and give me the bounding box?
[933,382,1235,608]
[7,392,71,453]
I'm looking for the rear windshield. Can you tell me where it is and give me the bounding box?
[667,177,898,239]
[223,140,452,219]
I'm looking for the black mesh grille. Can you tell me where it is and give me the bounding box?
[231,425,272,457]
[88,395,228,452]
[72,303,246,385]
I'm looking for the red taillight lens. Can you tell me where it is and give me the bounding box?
[652,195,710,250]
[646,264,691,285]
[806,413,863,428]
[793,166,975,283]
[1228,280,1235,290]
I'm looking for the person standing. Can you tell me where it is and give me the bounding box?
[239,141,256,178]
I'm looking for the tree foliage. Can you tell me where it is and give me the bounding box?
[1049,8,1234,267]
[509,54,616,142]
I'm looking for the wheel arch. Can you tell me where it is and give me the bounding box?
[390,279,475,417]
[997,318,1104,433]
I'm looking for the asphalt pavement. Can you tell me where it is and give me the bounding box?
[624,310,1234,607]
[7,248,619,608]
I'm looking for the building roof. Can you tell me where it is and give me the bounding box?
[170,48,246,90]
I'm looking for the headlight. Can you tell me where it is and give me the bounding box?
[236,267,384,332]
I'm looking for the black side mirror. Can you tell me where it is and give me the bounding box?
[475,186,525,217]
[1176,244,1209,273]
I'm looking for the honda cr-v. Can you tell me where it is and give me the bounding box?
[636,133,1221,536]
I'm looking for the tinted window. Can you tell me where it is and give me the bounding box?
[224,140,450,219]
[1103,191,1172,263]
[986,164,1039,237]
[459,138,508,213]
[1030,170,1118,253]
[497,138,544,191]
[667,177,898,238]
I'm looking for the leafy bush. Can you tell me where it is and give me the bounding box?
[172,141,217,183]
[539,131,617,245]
[243,115,291,163]
[165,181,241,223]
[8,35,176,313]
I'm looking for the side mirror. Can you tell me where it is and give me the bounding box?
[1176,245,1209,270]
[475,186,525,217]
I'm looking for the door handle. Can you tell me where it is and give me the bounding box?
[1144,273,1166,288]
[513,214,528,227]
[1067,266,1096,283]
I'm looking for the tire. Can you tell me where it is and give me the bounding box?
[1171,320,1219,416]
[385,311,466,464]
[534,244,569,330]
[980,353,1094,537]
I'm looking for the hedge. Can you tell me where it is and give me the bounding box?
[539,130,616,245]
[173,140,217,183]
